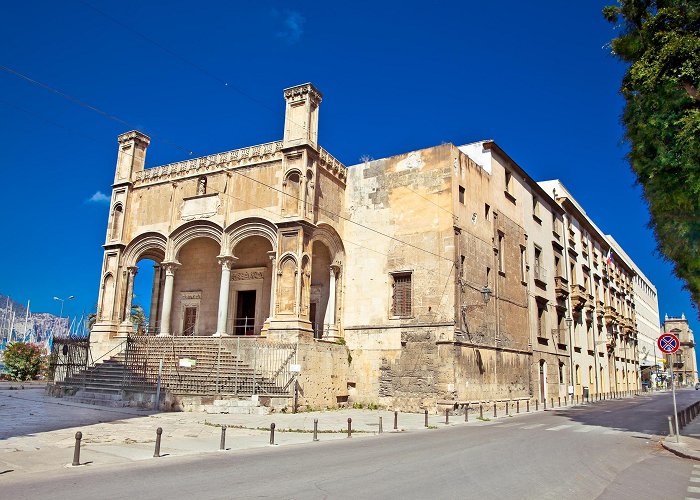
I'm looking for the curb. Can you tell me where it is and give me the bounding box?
[661,439,700,461]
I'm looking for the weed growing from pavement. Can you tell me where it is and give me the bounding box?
[476,416,491,421]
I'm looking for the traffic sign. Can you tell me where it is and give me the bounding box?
[658,333,680,354]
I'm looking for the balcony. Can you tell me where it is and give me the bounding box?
[554,275,569,300]
[570,284,587,311]
[534,265,547,288]
[604,306,616,325]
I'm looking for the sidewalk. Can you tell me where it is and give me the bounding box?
[0,386,506,477]
[662,417,700,461]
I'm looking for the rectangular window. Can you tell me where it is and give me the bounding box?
[532,197,541,220]
[520,246,526,282]
[505,171,512,193]
[498,233,505,273]
[537,305,546,337]
[391,272,412,317]
[458,185,465,204]
[485,203,491,221]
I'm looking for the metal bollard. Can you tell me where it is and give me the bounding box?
[313,418,319,441]
[347,418,352,438]
[493,403,497,418]
[379,416,383,434]
[270,423,275,445]
[576,395,579,404]
[668,415,674,437]
[535,400,539,411]
[506,401,509,416]
[72,431,82,466]
[543,399,547,411]
[479,404,483,419]
[445,408,449,424]
[153,427,162,458]
[551,398,554,409]
[465,404,469,422]
[394,411,398,430]
[558,397,561,407]
[517,400,520,414]
[527,400,530,412]
[220,425,227,450]
[425,409,429,428]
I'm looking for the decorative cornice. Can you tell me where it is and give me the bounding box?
[318,147,347,183]
[118,130,151,146]
[284,83,322,105]
[133,141,283,186]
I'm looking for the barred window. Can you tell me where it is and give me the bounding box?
[391,272,412,317]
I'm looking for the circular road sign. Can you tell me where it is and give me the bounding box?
[658,333,680,354]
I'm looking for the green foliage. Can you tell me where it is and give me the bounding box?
[604,1,700,311]
[3,342,45,381]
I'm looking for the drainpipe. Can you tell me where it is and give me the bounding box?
[561,212,575,399]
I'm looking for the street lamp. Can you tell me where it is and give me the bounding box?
[480,286,492,304]
[53,295,75,336]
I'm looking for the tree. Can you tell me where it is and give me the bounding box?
[131,304,148,333]
[3,342,45,381]
[603,1,700,311]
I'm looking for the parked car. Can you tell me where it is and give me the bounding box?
[695,382,700,390]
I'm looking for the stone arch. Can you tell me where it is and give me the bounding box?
[276,254,298,315]
[225,217,278,254]
[300,254,311,319]
[169,220,223,260]
[122,232,168,267]
[312,224,345,264]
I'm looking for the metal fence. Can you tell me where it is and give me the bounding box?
[122,335,297,396]
[47,337,90,383]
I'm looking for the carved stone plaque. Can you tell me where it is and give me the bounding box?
[181,194,220,221]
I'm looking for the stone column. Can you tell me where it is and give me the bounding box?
[121,266,138,326]
[158,262,179,336]
[149,265,161,331]
[214,255,237,337]
[323,265,339,337]
[268,251,277,318]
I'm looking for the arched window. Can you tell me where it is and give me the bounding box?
[283,172,301,215]
[575,365,581,385]
[111,204,123,241]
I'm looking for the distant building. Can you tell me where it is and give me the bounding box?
[663,314,697,386]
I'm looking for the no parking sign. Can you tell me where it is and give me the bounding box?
[658,333,680,354]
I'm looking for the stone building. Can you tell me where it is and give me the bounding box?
[90,83,650,411]
[663,314,698,386]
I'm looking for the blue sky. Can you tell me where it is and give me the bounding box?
[1,1,697,342]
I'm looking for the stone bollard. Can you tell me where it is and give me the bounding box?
[153,427,162,458]
[445,408,449,425]
[220,425,227,451]
[72,431,82,466]
[394,411,398,430]
[347,418,352,438]
[313,419,319,441]
[270,423,276,445]
[425,409,429,428]
[668,415,674,437]
[379,416,383,434]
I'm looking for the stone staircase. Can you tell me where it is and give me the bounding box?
[54,337,293,410]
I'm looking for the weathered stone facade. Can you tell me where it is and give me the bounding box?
[92,83,652,411]
[663,314,698,386]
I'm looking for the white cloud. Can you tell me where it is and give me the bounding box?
[86,191,110,204]
[274,9,305,44]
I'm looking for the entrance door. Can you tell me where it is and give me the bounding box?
[539,360,546,402]
[236,290,256,335]
[183,306,197,336]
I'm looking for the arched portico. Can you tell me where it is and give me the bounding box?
[310,224,345,338]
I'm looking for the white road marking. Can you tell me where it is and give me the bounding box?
[688,486,700,494]
[689,477,700,483]
[545,425,573,431]
[573,427,593,433]
[521,424,545,429]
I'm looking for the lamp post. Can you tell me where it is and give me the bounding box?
[459,285,492,340]
[566,315,574,397]
[53,295,75,336]
[593,336,610,397]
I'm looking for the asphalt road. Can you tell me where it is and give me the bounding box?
[4,390,699,499]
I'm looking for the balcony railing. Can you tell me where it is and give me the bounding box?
[551,328,568,346]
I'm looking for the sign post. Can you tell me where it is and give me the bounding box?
[658,332,680,443]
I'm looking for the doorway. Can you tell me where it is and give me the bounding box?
[183,306,197,336]
[235,290,256,335]
[310,302,319,339]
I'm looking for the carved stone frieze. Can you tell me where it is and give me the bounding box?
[231,267,266,282]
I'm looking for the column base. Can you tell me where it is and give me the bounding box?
[261,316,313,342]
[117,321,135,337]
[212,332,230,337]
[322,324,339,340]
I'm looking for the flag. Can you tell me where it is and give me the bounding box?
[606,248,613,266]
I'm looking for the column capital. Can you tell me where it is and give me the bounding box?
[161,261,181,275]
[217,255,238,270]
[330,263,341,276]
[127,265,139,277]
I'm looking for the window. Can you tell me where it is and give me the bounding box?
[505,171,513,194]
[575,365,581,385]
[459,185,465,204]
[570,261,576,285]
[589,366,594,384]
[559,363,565,384]
[391,272,412,317]
[460,255,466,277]
[520,246,526,282]
[537,304,546,337]
[532,197,541,221]
[497,233,505,273]
[554,255,561,277]
[534,246,543,281]
[484,204,491,221]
